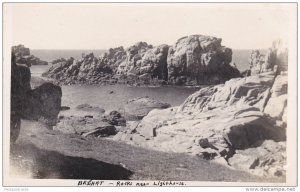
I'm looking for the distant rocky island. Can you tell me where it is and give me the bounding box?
[12,45,48,66]
[42,35,241,86]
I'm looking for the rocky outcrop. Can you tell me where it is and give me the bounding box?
[22,82,62,126]
[54,109,128,137]
[54,116,117,137]
[114,71,287,177]
[116,71,285,148]
[42,35,241,86]
[12,45,30,56]
[12,45,48,66]
[101,47,127,72]
[11,52,62,143]
[112,40,288,178]
[167,35,240,85]
[228,140,286,177]
[249,39,288,75]
[43,53,115,85]
[116,43,169,84]
[11,53,31,143]
[264,72,288,123]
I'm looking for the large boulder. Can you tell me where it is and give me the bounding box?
[167,35,240,85]
[22,82,62,126]
[116,43,169,83]
[124,97,171,120]
[54,116,117,137]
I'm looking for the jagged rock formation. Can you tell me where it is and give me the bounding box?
[10,52,62,143]
[12,45,48,66]
[167,35,240,85]
[43,53,115,85]
[249,39,288,75]
[101,47,127,72]
[113,40,288,178]
[42,35,241,85]
[116,43,169,84]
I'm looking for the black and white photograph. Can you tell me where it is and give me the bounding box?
[2,2,298,188]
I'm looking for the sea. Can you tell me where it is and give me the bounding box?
[30,49,265,114]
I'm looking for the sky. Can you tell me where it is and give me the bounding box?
[4,3,297,50]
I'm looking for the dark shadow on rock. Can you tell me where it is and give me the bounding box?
[10,143,133,180]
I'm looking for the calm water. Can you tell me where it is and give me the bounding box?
[61,84,199,116]
[30,64,199,116]
[29,49,265,115]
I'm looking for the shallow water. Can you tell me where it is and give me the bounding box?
[61,84,199,112]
